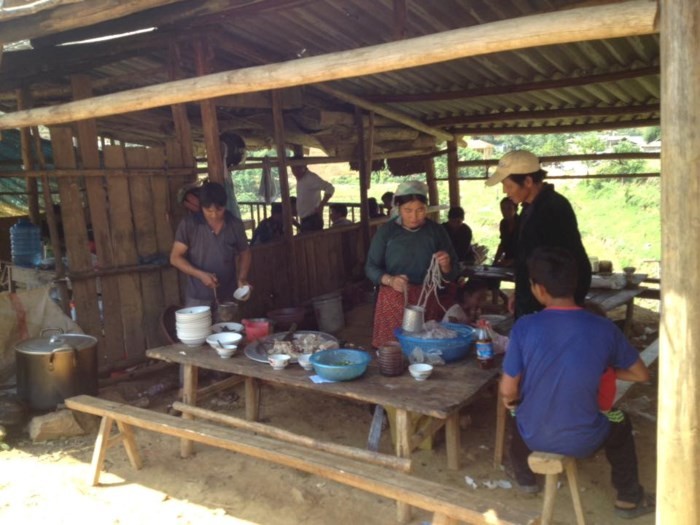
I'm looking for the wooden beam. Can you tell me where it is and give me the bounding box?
[0,0,82,22]
[429,103,660,127]
[0,0,184,44]
[457,117,660,135]
[354,107,371,252]
[456,152,660,168]
[365,66,660,103]
[659,0,700,523]
[315,84,453,142]
[0,0,659,130]
[0,168,195,179]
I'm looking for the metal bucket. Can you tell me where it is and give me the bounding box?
[402,305,425,333]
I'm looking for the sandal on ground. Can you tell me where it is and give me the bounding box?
[615,492,655,519]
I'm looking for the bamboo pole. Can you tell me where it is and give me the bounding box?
[315,84,453,142]
[658,0,700,523]
[172,402,411,472]
[354,107,371,252]
[0,1,658,130]
[446,141,459,207]
[16,89,40,224]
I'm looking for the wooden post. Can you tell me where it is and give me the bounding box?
[426,158,439,206]
[355,107,371,252]
[393,0,407,41]
[271,89,297,305]
[193,36,223,184]
[16,89,40,224]
[659,0,700,523]
[447,141,460,207]
[30,128,71,315]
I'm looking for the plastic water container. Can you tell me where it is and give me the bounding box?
[10,218,43,268]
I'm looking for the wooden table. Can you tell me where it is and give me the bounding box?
[586,286,647,336]
[146,343,499,471]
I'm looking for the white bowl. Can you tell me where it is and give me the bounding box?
[297,354,314,370]
[175,306,211,319]
[408,363,433,381]
[233,285,251,302]
[211,322,245,334]
[268,353,291,370]
[178,336,208,347]
[214,345,238,359]
[206,332,243,350]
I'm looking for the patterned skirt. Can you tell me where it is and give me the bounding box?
[372,284,447,349]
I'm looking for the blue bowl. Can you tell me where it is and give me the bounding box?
[394,322,475,363]
[309,349,371,381]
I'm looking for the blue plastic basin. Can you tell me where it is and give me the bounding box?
[394,322,475,363]
[309,349,371,381]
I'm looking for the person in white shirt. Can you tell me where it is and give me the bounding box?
[291,164,335,232]
[442,278,489,325]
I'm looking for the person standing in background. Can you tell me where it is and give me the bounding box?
[291,163,335,232]
[486,150,591,318]
[442,206,474,266]
[493,197,519,267]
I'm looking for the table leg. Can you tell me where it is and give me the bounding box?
[180,363,198,458]
[445,413,461,470]
[624,299,634,337]
[245,377,260,421]
[494,387,507,468]
[395,409,412,523]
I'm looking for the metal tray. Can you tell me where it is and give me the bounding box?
[244,331,339,364]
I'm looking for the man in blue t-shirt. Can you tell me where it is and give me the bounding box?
[500,247,654,519]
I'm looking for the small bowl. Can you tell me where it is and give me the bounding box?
[206,332,243,351]
[623,266,636,275]
[211,322,245,334]
[408,363,434,381]
[268,354,291,370]
[297,354,314,371]
[215,345,237,359]
[233,285,251,302]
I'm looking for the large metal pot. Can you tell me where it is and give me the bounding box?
[15,329,98,411]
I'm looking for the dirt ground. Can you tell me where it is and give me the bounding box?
[0,301,659,525]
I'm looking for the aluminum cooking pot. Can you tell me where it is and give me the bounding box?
[15,329,98,411]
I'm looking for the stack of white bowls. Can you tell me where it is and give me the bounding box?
[175,306,212,347]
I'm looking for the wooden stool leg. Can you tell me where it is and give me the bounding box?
[565,459,586,525]
[245,377,261,421]
[90,416,114,486]
[541,473,558,525]
[116,421,143,470]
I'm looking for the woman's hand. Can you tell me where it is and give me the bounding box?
[382,273,408,293]
[434,250,451,274]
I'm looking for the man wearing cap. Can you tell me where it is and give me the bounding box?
[290,164,335,233]
[486,150,591,318]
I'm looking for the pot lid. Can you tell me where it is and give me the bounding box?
[15,333,98,355]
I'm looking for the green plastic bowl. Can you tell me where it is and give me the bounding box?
[309,349,371,381]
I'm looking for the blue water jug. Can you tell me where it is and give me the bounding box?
[10,218,43,268]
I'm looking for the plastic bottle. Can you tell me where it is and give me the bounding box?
[10,218,43,268]
[475,320,495,369]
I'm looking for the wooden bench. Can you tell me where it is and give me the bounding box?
[65,395,537,525]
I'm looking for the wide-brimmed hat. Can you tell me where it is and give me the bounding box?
[394,180,428,197]
[176,180,202,204]
[486,150,541,186]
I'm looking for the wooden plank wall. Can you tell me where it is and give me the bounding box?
[47,126,191,370]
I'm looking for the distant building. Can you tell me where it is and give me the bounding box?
[465,139,495,158]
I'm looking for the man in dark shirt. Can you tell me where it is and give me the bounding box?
[170,182,251,307]
[486,150,591,318]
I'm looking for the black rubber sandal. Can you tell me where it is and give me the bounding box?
[615,492,655,519]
